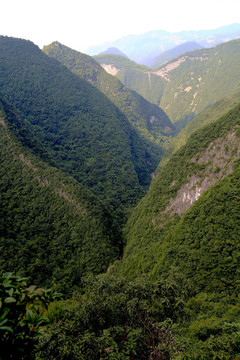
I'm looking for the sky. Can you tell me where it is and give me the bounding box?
[1,0,240,53]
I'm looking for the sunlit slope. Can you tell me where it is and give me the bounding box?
[158,90,240,171]
[94,53,166,106]
[0,36,156,221]
[156,39,240,128]
[95,39,240,133]
[113,103,240,294]
[0,95,121,293]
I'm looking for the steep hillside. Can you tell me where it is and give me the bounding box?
[113,103,240,293]
[94,53,149,72]
[158,90,240,171]
[150,41,203,69]
[43,42,174,154]
[0,95,121,293]
[0,36,156,222]
[33,102,240,358]
[95,39,240,133]
[155,38,240,128]
[94,53,165,106]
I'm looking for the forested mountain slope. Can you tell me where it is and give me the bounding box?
[34,102,240,358]
[113,102,240,293]
[94,53,166,106]
[95,39,240,133]
[43,42,174,154]
[157,38,240,129]
[106,103,240,357]
[158,90,240,171]
[0,95,121,293]
[0,36,156,222]
[2,33,240,359]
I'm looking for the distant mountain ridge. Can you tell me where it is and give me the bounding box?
[95,38,240,132]
[99,47,128,58]
[150,41,203,69]
[94,53,166,107]
[157,38,240,128]
[87,23,240,65]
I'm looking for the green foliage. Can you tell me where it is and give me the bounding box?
[158,90,240,172]
[37,273,189,359]
[109,99,240,359]
[159,39,240,125]
[96,38,240,131]
[0,97,121,292]
[94,54,150,72]
[2,36,240,360]
[94,53,166,107]
[156,166,240,293]
[43,42,174,164]
[0,272,61,360]
[173,292,240,359]
[0,36,156,222]
[113,103,240,289]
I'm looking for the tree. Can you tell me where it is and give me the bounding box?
[0,272,61,360]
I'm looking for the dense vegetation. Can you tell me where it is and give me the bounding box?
[95,39,240,133]
[1,34,240,359]
[0,272,61,359]
[94,53,166,107]
[0,36,156,222]
[158,90,240,171]
[104,103,240,358]
[159,39,240,127]
[0,96,121,292]
[43,42,174,155]
[36,272,189,359]
[114,103,240,281]
[94,54,149,72]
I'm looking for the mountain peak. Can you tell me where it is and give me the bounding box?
[98,47,128,58]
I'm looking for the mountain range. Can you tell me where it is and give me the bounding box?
[150,41,203,68]
[1,29,240,358]
[87,23,240,65]
[42,41,173,155]
[0,36,159,223]
[95,38,240,131]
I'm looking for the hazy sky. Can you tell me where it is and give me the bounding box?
[1,0,240,52]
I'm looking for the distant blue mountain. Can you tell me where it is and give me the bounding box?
[99,47,128,58]
[150,42,203,69]
[87,23,240,66]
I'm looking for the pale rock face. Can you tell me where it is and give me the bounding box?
[153,129,240,226]
[152,57,187,81]
[101,64,120,76]
[0,117,6,127]
[149,115,159,124]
